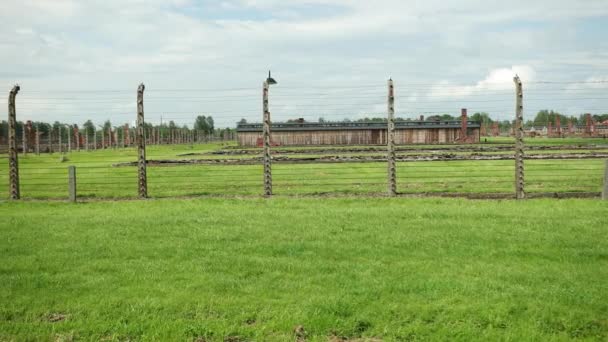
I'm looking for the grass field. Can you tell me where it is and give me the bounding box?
[1,197,607,341]
[0,137,606,199]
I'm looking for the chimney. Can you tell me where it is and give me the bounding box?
[419,115,424,121]
[492,122,499,136]
[124,124,130,145]
[460,108,468,139]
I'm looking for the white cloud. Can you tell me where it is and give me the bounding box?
[428,65,536,99]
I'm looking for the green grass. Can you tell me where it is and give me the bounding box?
[1,197,607,341]
[484,136,608,146]
[0,140,606,199]
[230,136,608,150]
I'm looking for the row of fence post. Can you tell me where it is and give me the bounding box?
[45,157,608,202]
[5,83,148,200]
[5,80,608,201]
[14,127,230,154]
[259,76,605,200]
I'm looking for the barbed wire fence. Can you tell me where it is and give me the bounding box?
[2,78,608,201]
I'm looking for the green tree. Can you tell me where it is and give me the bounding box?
[103,120,112,131]
[0,121,7,142]
[470,112,493,124]
[206,116,214,133]
[194,115,208,131]
[83,120,95,135]
[533,110,567,126]
[194,115,214,134]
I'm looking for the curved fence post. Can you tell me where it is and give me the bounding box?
[387,78,396,196]
[58,126,62,154]
[137,83,148,198]
[263,81,272,196]
[8,85,20,199]
[35,124,40,155]
[67,125,71,153]
[513,75,525,199]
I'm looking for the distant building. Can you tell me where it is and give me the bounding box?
[236,119,481,146]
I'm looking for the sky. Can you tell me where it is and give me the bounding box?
[1,0,608,128]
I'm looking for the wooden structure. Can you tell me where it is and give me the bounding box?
[237,120,481,146]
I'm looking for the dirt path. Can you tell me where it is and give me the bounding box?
[115,152,608,167]
[178,144,608,156]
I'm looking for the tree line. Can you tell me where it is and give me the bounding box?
[0,115,237,141]
[524,110,608,127]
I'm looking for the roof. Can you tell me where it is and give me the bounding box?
[237,120,481,132]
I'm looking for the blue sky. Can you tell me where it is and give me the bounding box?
[1,0,608,127]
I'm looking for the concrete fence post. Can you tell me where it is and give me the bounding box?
[137,83,148,198]
[68,165,77,202]
[387,78,397,196]
[58,126,62,154]
[48,124,53,154]
[125,124,130,147]
[22,125,27,155]
[67,125,71,153]
[8,85,20,199]
[262,80,272,196]
[46,127,51,154]
[513,75,525,199]
[602,160,608,200]
[35,124,40,155]
[585,113,592,136]
[75,126,80,152]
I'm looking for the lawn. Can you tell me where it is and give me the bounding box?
[1,197,607,341]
